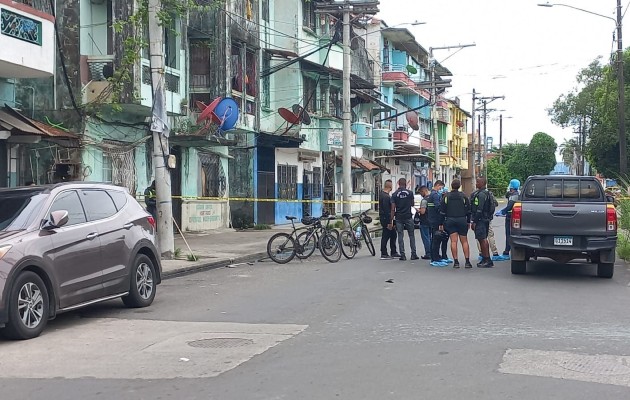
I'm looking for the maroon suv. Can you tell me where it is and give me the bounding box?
[0,183,162,339]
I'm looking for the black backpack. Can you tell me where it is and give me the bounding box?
[472,190,497,218]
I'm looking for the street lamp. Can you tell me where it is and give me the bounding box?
[538,1,627,176]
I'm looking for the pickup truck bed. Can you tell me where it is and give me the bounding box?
[509,175,617,278]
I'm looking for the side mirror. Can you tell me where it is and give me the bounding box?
[606,195,615,203]
[44,210,69,230]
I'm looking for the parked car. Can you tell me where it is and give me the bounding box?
[509,175,617,278]
[0,182,162,339]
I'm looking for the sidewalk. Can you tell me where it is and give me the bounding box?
[161,213,382,277]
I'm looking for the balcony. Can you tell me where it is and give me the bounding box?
[393,129,410,142]
[382,64,417,88]
[0,0,54,78]
[352,122,372,147]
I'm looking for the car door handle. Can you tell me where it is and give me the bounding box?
[86,232,98,240]
[123,223,134,230]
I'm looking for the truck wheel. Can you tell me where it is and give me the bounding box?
[511,260,526,275]
[597,262,614,279]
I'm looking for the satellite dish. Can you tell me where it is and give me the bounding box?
[196,97,222,124]
[212,97,239,131]
[406,111,420,131]
[406,65,418,75]
[292,104,311,125]
[278,107,301,125]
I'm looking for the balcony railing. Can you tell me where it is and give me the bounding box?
[87,55,114,81]
[14,0,53,15]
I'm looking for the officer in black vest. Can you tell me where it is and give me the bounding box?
[438,179,472,268]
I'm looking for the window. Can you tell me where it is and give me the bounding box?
[352,173,365,193]
[200,152,226,198]
[80,190,118,221]
[262,0,269,22]
[190,41,211,89]
[231,43,243,92]
[278,165,298,200]
[329,86,341,118]
[103,154,113,183]
[50,191,87,226]
[246,49,257,97]
[108,190,128,211]
[262,53,271,108]
[580,180,601,199]
[312,167,322,198]
[0,192,46,231]
[164,16,179,69]
[545,180,562,198]
[302,0,316,31]
[563,180,579,199]
[303,75,318,113]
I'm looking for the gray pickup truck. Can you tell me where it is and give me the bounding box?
[509,175,618,278]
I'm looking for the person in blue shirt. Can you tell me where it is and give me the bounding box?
[496,179,520,257]
[426,180,451,267]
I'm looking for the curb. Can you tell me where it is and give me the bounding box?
[162,251,269,279]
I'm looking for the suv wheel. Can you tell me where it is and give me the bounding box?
[511,260,526,275]
[122,254,157,308]
[3,271,49,340]
[597,262,614,279]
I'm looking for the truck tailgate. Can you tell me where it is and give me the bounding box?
[521,202,607,236]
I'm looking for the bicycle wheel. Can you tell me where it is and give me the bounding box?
[296,231,317,259]
[362,226,376,256]
[340,230,358,259]
[267,233,296,264]
[319,231,342,263]
[327,228,340,241]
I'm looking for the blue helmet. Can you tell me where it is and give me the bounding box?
[509,179,521,191]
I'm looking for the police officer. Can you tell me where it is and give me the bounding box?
[439,179,472,269]
[388,178,418,261]
[426,180,449,267]
[471,177,493,268]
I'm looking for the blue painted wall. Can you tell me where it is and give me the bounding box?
[275,183,303,225]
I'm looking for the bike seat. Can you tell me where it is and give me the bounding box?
[285,216,297,220]
[342,213,351,218]
[326,216,337,221]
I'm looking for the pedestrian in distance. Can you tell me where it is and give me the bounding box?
[426,180,451,267]
[379,179,400,260]
[496,179,521,258]
[439,179,472,268]
[144,180,158,221]
[388,178,418,261]
[416,186,432,260]
[470,177,495,268]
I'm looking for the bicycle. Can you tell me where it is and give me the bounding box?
[267,214,342,264]
[339,210,376,259]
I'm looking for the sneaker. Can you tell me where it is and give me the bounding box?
[430,261,447,267]
[453,260,460,268]
[502,252,510,257]
[391,253,401,258]
[478,260,494,268]
[477,256,483,262]
[380,254,393,260]
[421,255,431,260]
[465,261,473,268]
[441,258,453,264]
[399,255,407,261]
[410,254,420,260]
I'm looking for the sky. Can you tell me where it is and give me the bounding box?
[376,0,629,153]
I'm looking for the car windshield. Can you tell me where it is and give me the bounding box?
[0,191,47,231]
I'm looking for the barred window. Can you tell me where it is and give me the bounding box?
[312,167,322,198]
[277,164,298,200]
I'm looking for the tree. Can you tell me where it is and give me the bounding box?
[559,138,579,173]
[503,143,530,183]
[527,132,558,176]
[486,157,509,195]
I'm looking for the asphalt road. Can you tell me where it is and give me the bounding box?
[1,218,630,399]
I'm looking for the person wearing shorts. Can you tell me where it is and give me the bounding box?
[438,179,472,268]
[470,178,494,268]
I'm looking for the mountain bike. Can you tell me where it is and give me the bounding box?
[267,214,342,264]
[339,210,376,259]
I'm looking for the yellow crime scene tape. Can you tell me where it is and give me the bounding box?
[138,195,379,204]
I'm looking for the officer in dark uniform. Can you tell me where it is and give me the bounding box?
[426,180,449,267]
[471,177,493,268]
[144,180,157,220]
[389,178,418,261]
[438,179,472,268]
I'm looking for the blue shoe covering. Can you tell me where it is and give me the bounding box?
[491,255,503,261]
[441,259,454,264]
[430,261,448,267]
[478,256,483,262]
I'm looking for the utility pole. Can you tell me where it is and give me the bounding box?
[341,6,352,217]
[429,43,475,183]
[617,0,627,176]
[476,95,504,178]
[148,0,174,257]
[499,114,503,164]
[471,89,477,185]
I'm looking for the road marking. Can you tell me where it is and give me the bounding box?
[0,318,307,380]
[499,349,630,387]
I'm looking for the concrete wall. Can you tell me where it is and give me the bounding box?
[181,200,229,231]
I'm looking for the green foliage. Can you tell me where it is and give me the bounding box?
[526,132,558,176]
[333,220,344,229]
[174,247,182,258]
[231,211,254,230]
[187,254,199,262]
[486,157,509,195]
[503,143,530,184]
[253,224,271,230]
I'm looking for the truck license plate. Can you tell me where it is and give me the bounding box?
[553,236,573,246]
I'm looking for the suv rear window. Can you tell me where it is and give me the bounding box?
[523,178,603,200]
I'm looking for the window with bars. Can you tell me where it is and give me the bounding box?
[200,152,226,198]
[102,154,113,183]
[329,86,341,118]
[277,165,298,200]
[303,75,318,113]
[312,167,322,198]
